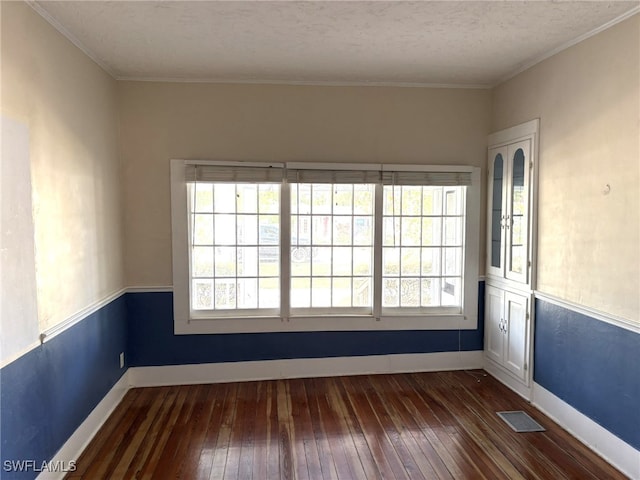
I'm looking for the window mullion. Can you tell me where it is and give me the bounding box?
[419,186,424,308]
[281,181,291,320]
[234,186,239,309]
[350,184,355,308]
[330,185,335,307]
[373,183,383,319]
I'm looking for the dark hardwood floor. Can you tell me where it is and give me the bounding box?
[67,370,626,479]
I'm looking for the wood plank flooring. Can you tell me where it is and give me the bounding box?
[67,371,626,479]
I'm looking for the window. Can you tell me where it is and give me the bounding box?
[382,185,464,311]
[171,161,480,334]
[290,182,375,313]
[190,182,280,315]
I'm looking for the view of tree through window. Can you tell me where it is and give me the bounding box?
[382,186,464,308]
[191,183,280,310]
[188,179,466,314]
[290,183,374,309]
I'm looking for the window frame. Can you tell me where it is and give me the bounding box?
[171,160,480,334]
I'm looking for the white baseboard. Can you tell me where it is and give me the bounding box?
[36,371,131,480]
[33,351,481,479]
[483,358,532,401]
[532,383,640,480]
[128,351,484,387]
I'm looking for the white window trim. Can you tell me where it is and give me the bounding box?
[171,160,480,334]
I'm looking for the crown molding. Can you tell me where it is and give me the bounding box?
[495,6,640,87]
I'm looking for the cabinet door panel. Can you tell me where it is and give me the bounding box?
[487,147,508,278]
[505,140,531,284]
[485,285,505,364]
[504,291,529,381]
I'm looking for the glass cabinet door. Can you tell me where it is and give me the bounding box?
[506,140,530,283]
[487,147,507,277]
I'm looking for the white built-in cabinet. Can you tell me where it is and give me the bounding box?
[485,285,529,382]
[484,120,538,400]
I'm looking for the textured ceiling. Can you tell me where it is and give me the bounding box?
[32,1,639,87]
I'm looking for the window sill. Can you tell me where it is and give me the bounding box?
[175,313,477,334]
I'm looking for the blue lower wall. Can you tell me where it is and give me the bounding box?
[0,281,482,478]
[127,281,484,366]
[534,299,640,451]
[4,284,638,479]
[0,295,128,480]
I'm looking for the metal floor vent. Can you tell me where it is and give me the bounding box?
[497,411,545,433]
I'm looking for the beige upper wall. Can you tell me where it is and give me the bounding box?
[118,82,491,286]
[1,2,124,332]
[492,14,640,322]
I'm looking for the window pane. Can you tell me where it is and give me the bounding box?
[312,216,331,245]
[258,216,279,244]
[383,278,399,307]
[333,216,352,245]
[422,218,441,246]
[333,185,353,214]
[353,247,372,276]
[215,247,236,277]
[383,248,400,276]
[192,247,214,277]
[442,278,460,306]
[193,184,213,213]
[401,217,421,246]
[332,278,351,307]
[312,184,332,214]
[214,279,236,309]
[422,188,442,216]
[421,278,440,307]
[291,184,311,215]
[193,214,213,245]
[383,186,401,215]
[291,248,311,275]
[237,278,257,309]
[353,278,371,307]
[258,184,279,213]
[259,278,279,308]
[291,278,310,308]
[333,247,352,276]
[214,214,236,245]
[237,247,258,277]
[291,216,311,246]
[237,184,257,213]
[444,189,461,215]
[214,184,236,213]
[354,217,372,245]
[354,185,373,214]
[311,278,331,307]
[259,248,279,276]
[401,186,422,215]
[312,247,331,276]
[401,248,420,276]
[443,217,461,246]
[443,247,461,276]
[237,215,257,245]
[193,279,213,310]
[400,279,420,307]
[383,217,400,246]
[421,248,440,276]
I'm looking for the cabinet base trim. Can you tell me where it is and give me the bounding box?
[483,359,532,400]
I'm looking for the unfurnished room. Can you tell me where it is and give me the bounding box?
[1,1,639,479]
